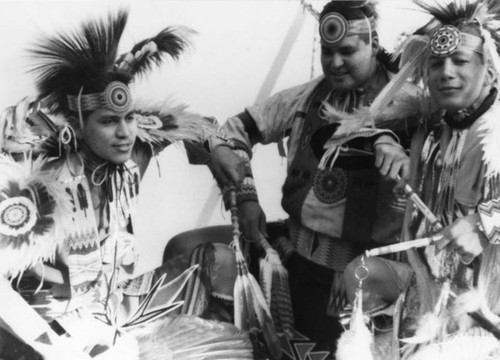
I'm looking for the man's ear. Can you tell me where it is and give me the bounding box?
[67,115,84,138]
[371,34,380,55]
[484,66,497,87]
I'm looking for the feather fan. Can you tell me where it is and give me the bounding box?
[129,315,253,360]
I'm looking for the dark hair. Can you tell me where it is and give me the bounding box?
[320,0,378,23]
[358,30,378,44]
[457,22,481,37]
[377,47,400,73]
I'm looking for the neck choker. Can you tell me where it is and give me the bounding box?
[443,88,497,130]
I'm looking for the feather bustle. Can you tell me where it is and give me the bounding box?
[0,155,70,278]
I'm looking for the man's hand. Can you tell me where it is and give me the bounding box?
[238,201,267,244]
[435,213,489,263]
[211,146,247,187]
[374,135,410,181]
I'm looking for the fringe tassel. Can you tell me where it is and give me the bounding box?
[258,234,294,336]
[318,145,341,170]
[228,189,281,359]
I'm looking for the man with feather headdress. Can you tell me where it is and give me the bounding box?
[0,8,251,360]
[168,0,421,355]
[339,0,500,359]
[399,0,500,358]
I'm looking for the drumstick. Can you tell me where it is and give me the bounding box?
[365,177,444,257]
[401,181,443,232]
[365,234,443,257]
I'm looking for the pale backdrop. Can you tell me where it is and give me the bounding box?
[0,0,429,274]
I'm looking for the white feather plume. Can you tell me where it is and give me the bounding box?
[477,96,500,178]
[336,291,374,360]
[405,327,500,360]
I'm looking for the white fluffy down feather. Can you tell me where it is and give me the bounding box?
[406,327,500,360]
[478,99,500,178]
[336,295,374,360]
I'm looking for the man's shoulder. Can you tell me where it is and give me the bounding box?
[272,76,325,100]
[248,76,325,115]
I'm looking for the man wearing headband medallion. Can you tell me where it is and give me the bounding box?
[341,0,500,358]
[0,9,250,359]
[169,0,420,354]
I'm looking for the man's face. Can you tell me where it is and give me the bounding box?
[427,47,488,112]
[83,108,137,164]
[321,34,376,90]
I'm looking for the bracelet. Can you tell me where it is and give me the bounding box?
[222,177,258,209]
[241,234,258,243]
[374,141,404,149]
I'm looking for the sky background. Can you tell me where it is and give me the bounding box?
[0,0,430,273]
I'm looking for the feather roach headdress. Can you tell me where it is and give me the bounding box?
[18,8,208,159]
[319,0,500,150]
[395,0,500,88]
[29,9,194,118]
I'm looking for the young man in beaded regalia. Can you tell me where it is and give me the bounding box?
[0,9,252,360]
[341,0,500,358]
[166,0,420,354]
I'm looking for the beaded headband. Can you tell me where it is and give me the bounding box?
[430,24,483,57]
[67,81,132,114]
[320,12,375,45]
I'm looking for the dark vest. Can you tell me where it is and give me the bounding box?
[281,81,388,245]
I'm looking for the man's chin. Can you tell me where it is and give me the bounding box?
[105,154,131,165]
[327,77,356,91]
[437,98,468,112]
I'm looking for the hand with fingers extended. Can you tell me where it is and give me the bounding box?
[237,200,267,248]
[435,213,489,264]
[211,146,247,188]
[374,135,410,182]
